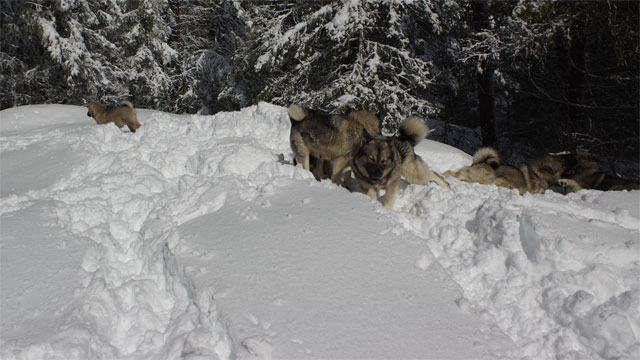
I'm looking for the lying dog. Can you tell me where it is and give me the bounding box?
[556,151,640,192]
[87,100,141,133]
[350,116,449,209]
[288,104,381,184]
[444,147,567,194]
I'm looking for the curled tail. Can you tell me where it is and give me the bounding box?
[397,115,428,147]
[288,104,308,122]
[120,100,134,109]
[472,147,500,169]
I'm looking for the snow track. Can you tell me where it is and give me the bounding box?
[2,103,295,359]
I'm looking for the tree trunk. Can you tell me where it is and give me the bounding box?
[471,1,497,147]
[567,33,585,132]
[477,61,496,147]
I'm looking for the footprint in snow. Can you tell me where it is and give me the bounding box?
[242,336,273,359]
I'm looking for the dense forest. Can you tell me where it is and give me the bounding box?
[1,0,638,172]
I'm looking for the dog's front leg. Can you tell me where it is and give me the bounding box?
[382,180,399,210]
[300,153,310,172]
[342,166,353,191]
[331,156,350,185]
[312,158,325,180]
[558,178,583,193]
[430,171,450,189]
[357,180,377,200]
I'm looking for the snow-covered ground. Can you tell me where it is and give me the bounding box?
[1,103,638,359]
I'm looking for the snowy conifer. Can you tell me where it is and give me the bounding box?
[220,0,450,131]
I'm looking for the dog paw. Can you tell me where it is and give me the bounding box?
[558,178,578,187]
[557,178,582,193]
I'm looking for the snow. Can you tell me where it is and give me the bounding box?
[38,16,87,80]
[1,103,639,359]
[325,0,362,39]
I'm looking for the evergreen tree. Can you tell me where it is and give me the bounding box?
[513,0,639,162]
[168,0,243,114]
[1,0,177,109]
[220,0,450,131]
[1,0,637,169]
[442,0,638,163]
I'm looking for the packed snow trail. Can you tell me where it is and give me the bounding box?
[1,103,638,359]
[1,104,295,358]
[175,178,517,359]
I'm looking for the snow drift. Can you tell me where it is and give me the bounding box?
[1,103,638,359]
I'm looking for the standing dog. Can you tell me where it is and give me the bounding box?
[350,116,449,209]
[443,147,567,194]
[87,100,141,133]
[288,104,380,183]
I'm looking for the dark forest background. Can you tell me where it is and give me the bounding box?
[1,0,638,176]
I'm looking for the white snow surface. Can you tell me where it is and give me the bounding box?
[1,103,639,359]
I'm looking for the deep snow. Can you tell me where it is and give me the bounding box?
[0,103,638,359]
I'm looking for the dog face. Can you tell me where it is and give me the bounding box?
[87,101,101,118]
[562,151,599,176]
[352,134,399,187]
[557,151,604,190]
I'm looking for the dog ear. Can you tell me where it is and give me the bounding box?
[361,129,373,145]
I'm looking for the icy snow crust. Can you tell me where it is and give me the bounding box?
[1,103,639,359]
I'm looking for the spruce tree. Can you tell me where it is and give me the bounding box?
[220,0,450,131]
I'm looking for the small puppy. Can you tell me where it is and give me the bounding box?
[87,100,141,133]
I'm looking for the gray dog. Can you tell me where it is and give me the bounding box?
[351,116,449,209]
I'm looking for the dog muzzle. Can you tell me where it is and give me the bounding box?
[370,168,383,181]
[365,165,386,184]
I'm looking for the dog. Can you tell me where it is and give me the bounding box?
[443,147,567,194]
[442,147,500,186]
[556,151,640,192]
[288,104,381,184]
[350,116,449,209]
[87,100,141,133]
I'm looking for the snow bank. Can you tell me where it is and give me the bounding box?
[393,181,640,359]
[1,103,638,359]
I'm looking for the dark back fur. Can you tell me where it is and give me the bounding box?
[289,107,381,160]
